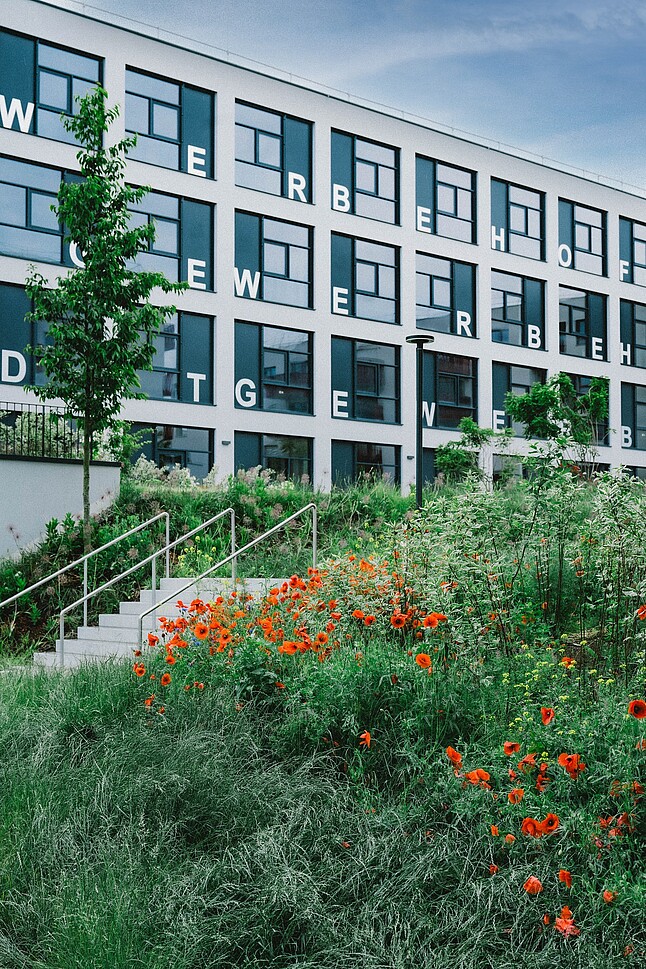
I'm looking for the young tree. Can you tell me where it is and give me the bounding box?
[25,86,185,551]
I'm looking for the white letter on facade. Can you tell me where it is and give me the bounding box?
[527,325,542,349]
[187,145,207,177]
[0,96,34,133]
[333,390,349,418]
[69,242,85,268]
[621,342,632,365]
[332,184,351,212]
[493,410,506,431]
[235,378,257,408]
[288,172,307,203]
[234,268,261,299]
[456,311,472,337]
[491,226,506,251]
[416,206,432,233]
[591,337,604,361]
[186,372,206,403]
[558,244,573,268]
[622,425,633,448]
[332,287,349,315]
[1,349,26,383]
[188,259,207,290]
[620,260,631,281]
[422,400,435,428]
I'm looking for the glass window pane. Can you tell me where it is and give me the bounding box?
[356,139,395,166]
[236,102,281,134]
[288,246,309,282]
[264,349,287,381]
[437,214,472,242]
[151,218,178,254]
[235,125,255,162]
[264,241,287,276]
[0,158,61,192]
[575,223,590,250]
[355,239,395,266]
[125,69,179,104]
[432,278,451,307]
[264,219,308,247]
[129,135,180,169]
[416,273,431,305]
[0,185,26,226]
[38,70,69,110]
[457,189,472,221]
[379,166,395,200]
[356,261,377,294]
[417,254,449,278]
[510,186,540,209]
[126,93,150,134]
[257,132,281,168]
[263,384,310,413]
[136,192,178,219]
[355,194,395,223]
[437,164,471,189]
[262,277,309,307]
[378,265,395,299]
[152,103,179,141]
[236,161,281,195]
[509,204,527,234]
[39,44,100,81]
[0,225,60,261]
[30,191,58,231]
[356,160,377,194]
[72,78,96,109]
[437,183,456,215]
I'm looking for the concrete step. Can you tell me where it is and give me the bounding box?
[76,624,141,643]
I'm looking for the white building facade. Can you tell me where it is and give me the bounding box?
[2,0,646,488]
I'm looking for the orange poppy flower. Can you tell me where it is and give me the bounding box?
[359,730,371,748]
[165,653,176,665]
[521,817,542,837]
[637,604,646,620]
[558,869,572,888]
[561,656,576,668]
[278,641,299,655]
[147,633,159,647]
[628,699,646,719]
[465,769,490,787]
[193,622,209,640]
[541,813,559,834]
[363,615,376,626]
[352,609,365,620]
[490,825,499,836]
[489,864,498,875]
[133,662,146,677]
[508,788,525,804]
[422,612,447,628]
[275,681,285,690]
[504,833,516,844]
[555,906,580,937]
[523,876,543,895]
[602,890,616,904]
[390,613,407,629]
[445,746,462,768]
[518,753,538,771]
[558,752,586,778]
[314,632,329,646]
[542,914,551,925]
[541,707,555,725]
[415,652,432,669]
[160,672,171,686]
[503,741,521,756]
[144,694,155,707]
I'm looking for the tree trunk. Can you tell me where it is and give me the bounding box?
[83,422,92,554]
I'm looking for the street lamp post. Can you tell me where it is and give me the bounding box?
[406,333,434,510]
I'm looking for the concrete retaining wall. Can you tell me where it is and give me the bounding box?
[0,457,121,559]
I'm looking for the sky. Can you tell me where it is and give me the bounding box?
[55,0,646,189]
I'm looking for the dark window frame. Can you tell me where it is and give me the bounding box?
[235,100,312,202]
[332,129,400,225]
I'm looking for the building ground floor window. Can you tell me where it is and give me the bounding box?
[132,423,213,480]
[234,431,312,480]
[332,440,400,486]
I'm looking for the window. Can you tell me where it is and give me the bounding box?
[0,282,50,387]
[132,424,213,479]
[492,362,546,436]
[235,431,312,480]
[491,271,545,349]
[126,69,215,177]
[415,253,476,337]
[129,190,215,290]
[563,373,609,446]
[234,321,313,414]
[619,217,646,287]
[620,299,646,369]
[235,101,311,202]
[331,441,400,485]
[331,233,399,323]
[0,157,64,264]
[491,179,545,260]
[235,212,312,308]
[331,337,399,423]
[422,352,477,429]
[559,287,607,360]
[416,155,476,243]
[621,384,646,450]
[558,199,606,276]
[0,30,101,143]
[137,312,214,405]
[331,131,399,223]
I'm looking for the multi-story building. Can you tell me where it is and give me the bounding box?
[2,0,646,489]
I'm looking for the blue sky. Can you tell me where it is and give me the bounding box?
[60,0,646,189]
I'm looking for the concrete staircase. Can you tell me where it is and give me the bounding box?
[33,576,283,669]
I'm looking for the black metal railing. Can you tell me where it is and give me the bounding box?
[0,401,83,460]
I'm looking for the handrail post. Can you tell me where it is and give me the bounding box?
[83,558,88,626]
[152,555,157,593]
[230,509,236,583]
[58,614,64,667]
[165,513,170,580]
[312,503,317,569]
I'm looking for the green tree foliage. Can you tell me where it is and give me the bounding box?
[25,86,185,551]
[435,417,512,483]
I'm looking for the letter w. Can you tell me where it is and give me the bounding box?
[234,267,260,299]
[0,96,34,133]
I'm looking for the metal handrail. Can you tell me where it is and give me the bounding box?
[57,507,235,664]
[137,501,317,644]
[0,511,170,626]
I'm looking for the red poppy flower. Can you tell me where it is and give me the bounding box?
[523,876,543,895]
[446,746,462,768]
[193,622,209,640]
[558,869,572,888]
[390,613,407,629]
[508,788,525,804]
[504,833,515,844]
[637,604,646,620]
[521,817,542,837]
[359,730,371,749]
[147,633,159,647]
[561,656,576,668]
[160,672,171,686]
[363,615,376,626]
[489,864,498,875]
[628,699,646,719]
[602,890,616,904]
[133,662,146,677]
[555,908,580,937]
[541,707,555,725]
[543,914,551,925]
[352,609,365,620]
[503,741,521,756]
[518,753,538,771]
[541,813,559,834]
[415,652,432,669]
